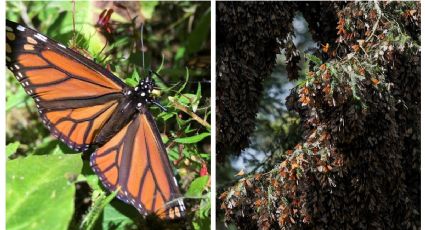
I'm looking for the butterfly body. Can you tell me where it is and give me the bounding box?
[6,19,185,219]
[92,76,157,147]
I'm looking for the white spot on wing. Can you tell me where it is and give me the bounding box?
[6,26,13,32]
[14,64,20,69]
[57,43,66,49]
[34,33,47,42]
[17,25,26,32]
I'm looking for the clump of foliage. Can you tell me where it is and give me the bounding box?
[220,2,420,229]
[6,1,210,229]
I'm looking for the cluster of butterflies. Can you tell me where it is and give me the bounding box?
[6,19,185,219]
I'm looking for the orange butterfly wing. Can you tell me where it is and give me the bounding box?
[6,20,130,151]
[7,20,186,218]
[90,111,185,219]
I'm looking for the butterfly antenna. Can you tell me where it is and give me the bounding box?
[152,100,167,112]
[150,70,168,85]
[141,24,145,74]
[72,0,76,45]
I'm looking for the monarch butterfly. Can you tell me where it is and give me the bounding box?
[5,19,185,219]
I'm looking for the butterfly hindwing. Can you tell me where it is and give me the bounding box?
[6,20,131,151]
[90,110,185,219]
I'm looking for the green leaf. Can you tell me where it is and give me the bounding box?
[176,68,190,94]
[174,47,186,61]
[6,87,29,111]
[305,53,322,65]
[174,133,210,144]
[176,88,201,112]
[198,153,211,160]
[193,82,202,112]
[192,192,211,230]
[178,93,196,106]
[46,11,69,37]
[185,175,209,198]
[32,139,64,156]
[81,190,118,230]
[126,70,141,87]
[125,78,138,88]
[77,2,105,55]
[140,1,159,20]
[6,142,20,158]
[7,154,83,230]
[168,147,180,161]
[184,123,194,133]
[158,111,175,122]
[101,202,138,229]
[79,161,102,191]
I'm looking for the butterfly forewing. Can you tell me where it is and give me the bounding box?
[6,20,130,151]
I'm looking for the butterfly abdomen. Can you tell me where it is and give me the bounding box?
[93,97,139,146]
